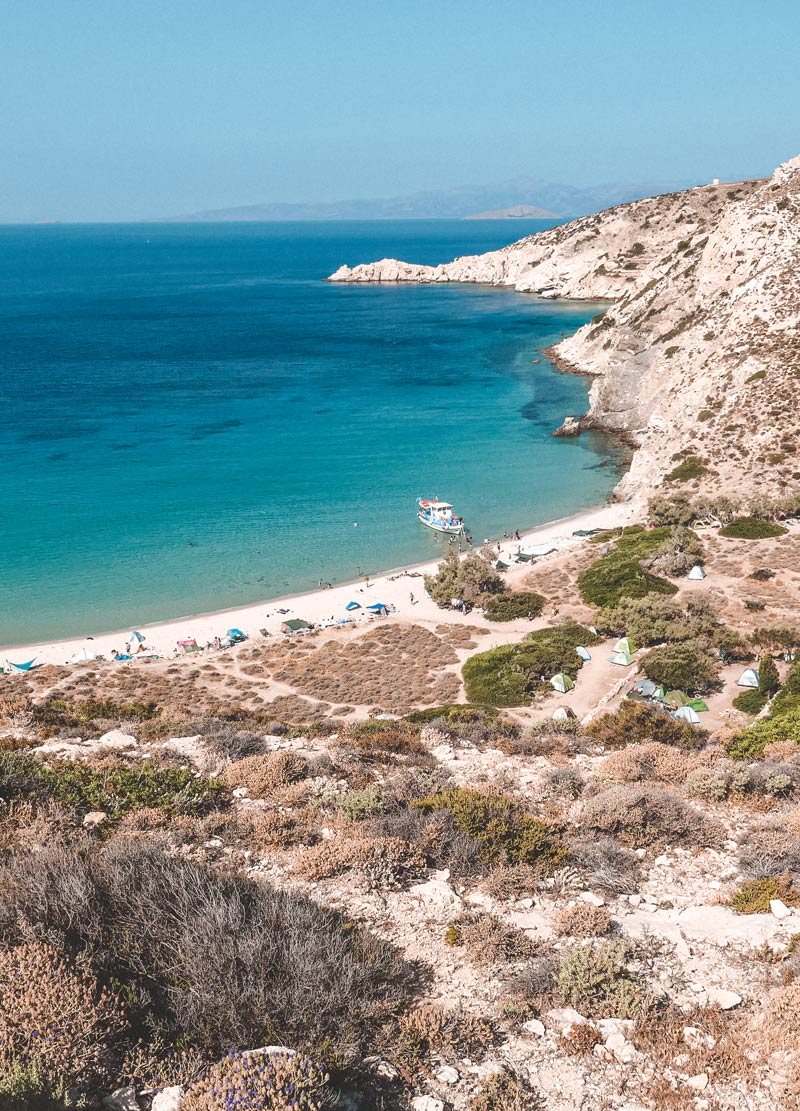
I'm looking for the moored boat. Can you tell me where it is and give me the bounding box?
[416,497,465,534]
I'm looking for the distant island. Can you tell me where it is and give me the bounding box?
[465,203,559,219]
[164,175,697,222]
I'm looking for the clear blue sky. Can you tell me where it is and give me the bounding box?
[2,0,798,221]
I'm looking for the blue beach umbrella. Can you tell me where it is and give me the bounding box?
[345,601,362,611]
[367,603,389,612]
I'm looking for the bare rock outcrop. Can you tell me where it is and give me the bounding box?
[329,160,800,501]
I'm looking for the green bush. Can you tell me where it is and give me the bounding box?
[578,527,678,607]
[424,550,505,608]
[647,494,696,526]
[595,593,718,647]
[587,701,706,749]
[759,655,780,695]
[557,941,643,1018]
[665,456,706,482]
[726,707,800,759]
[640,640,721,693]
[0,753,222,819]
[732,689,768,715]
[334,786,385,822]
[412,789,566,872]
[730,876,795,914]
[0,1061,76,1111]
[484,591,545,622]
[462,623,600,706]
[719,517,788,539]
[405,704,498,725]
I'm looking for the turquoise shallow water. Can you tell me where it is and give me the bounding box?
[0,221,624,645]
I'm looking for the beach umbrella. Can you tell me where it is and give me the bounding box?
[674,706,701,725]
[345,601,362,611]
[227,628,247,641]
[128,630,145,644]
[613,636,638,656]
[576,646,592,662]
[367,603,389,612]
[550,672,575,694]
[666,689,691,707]
[68,647,98,664]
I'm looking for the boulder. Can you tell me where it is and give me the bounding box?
[706,988,742,1010]
[102,1089,140,1111]
[412,1098,445,1111]
[151,1088,184,1111]
[435,1065,459,1084]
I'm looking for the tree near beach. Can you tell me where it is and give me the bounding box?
[424,550,505,608]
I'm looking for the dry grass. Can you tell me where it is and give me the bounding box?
[551,903,613,938]
[219,751,308,796]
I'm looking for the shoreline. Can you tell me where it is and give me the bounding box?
[2,500,643,667]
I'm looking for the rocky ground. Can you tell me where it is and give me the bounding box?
[330,155,800,506]
[3,513,800,1111]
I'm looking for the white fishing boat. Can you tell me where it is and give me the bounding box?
[416,498,465,534]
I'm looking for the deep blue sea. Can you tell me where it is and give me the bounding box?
[0,221,624,645]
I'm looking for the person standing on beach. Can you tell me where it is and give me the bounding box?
[409,592,415,604]
[357,566,361,577]
[364,574,370,588]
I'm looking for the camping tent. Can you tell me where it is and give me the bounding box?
[613,636,638,655]
[687,564,707,580]
[609,650,634,666]
[655,684,668,701]
[588,626,598,636]
[666,690,691,707]
[632,679,658,697]
[687,698,709,712]
[68,647,98,664]
[345,601,361,611]
[737,668,760,689]
[552,706,576,721]
[550,672,575,694]
[576,646,592,661]
[675,706,701,725]
[6,658,37,673]
[227,628,247,642]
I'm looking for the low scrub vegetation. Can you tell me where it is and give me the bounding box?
[578,527,680,606]
[587,701,707,750]
[720,516,788,539]
[483,590,545,622]
[580,785,719,848]
[424,549,505,608]
[462,623,601,706]
[640,639,721,693]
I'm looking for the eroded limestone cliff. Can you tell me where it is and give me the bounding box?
[330,159,800,502]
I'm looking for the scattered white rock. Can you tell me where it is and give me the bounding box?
[151,1087,184,1111]
[435,1065,459,1084]
[412,1097,444,1111]
[83,810,108,828]
[579,890,606,907]
[102,1089,140,1111]
[686,1073,710,1091]
[408,873,462,909]
[546,1007,588,1030]
[770,899,791,919]
[523,1018,546,1036]
[706,988,742,1010]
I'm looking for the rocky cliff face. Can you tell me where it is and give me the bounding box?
[329,161,800,502]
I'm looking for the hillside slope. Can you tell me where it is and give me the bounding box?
[330,161,800,502]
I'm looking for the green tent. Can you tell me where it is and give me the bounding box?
[687,699,709,712]
[655,684,668,700]
[666,689,691,707]
[614,636,638,656]
[609,649,634,666]
[550,672,575,694]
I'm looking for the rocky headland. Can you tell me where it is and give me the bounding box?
[330,157,800,503]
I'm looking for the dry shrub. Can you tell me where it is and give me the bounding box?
[552,904,613,939]
[568,837,641,896]
[633,998,753,1081]
[558,1023,601,1056]
[482,863,542,900]
[247,807,319,851]
[508,955,560,1008]
[181,1049,330,1111]
[580,785,720,848]
[598,742,697,784]
[0,941,127,1092]
[219,750,308,796]
[0,839,420,1065]
[761,981,800,1054]
[396,1004,496,1073]
[453,913,538,967]
[294,834,425,888]
[467,1068,542,1111]
[739,823,800,880]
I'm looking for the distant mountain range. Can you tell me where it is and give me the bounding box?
[164,177,702,222]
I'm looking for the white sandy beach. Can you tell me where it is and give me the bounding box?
[3,501,642,669]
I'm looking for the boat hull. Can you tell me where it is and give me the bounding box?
[417,512,463,534]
